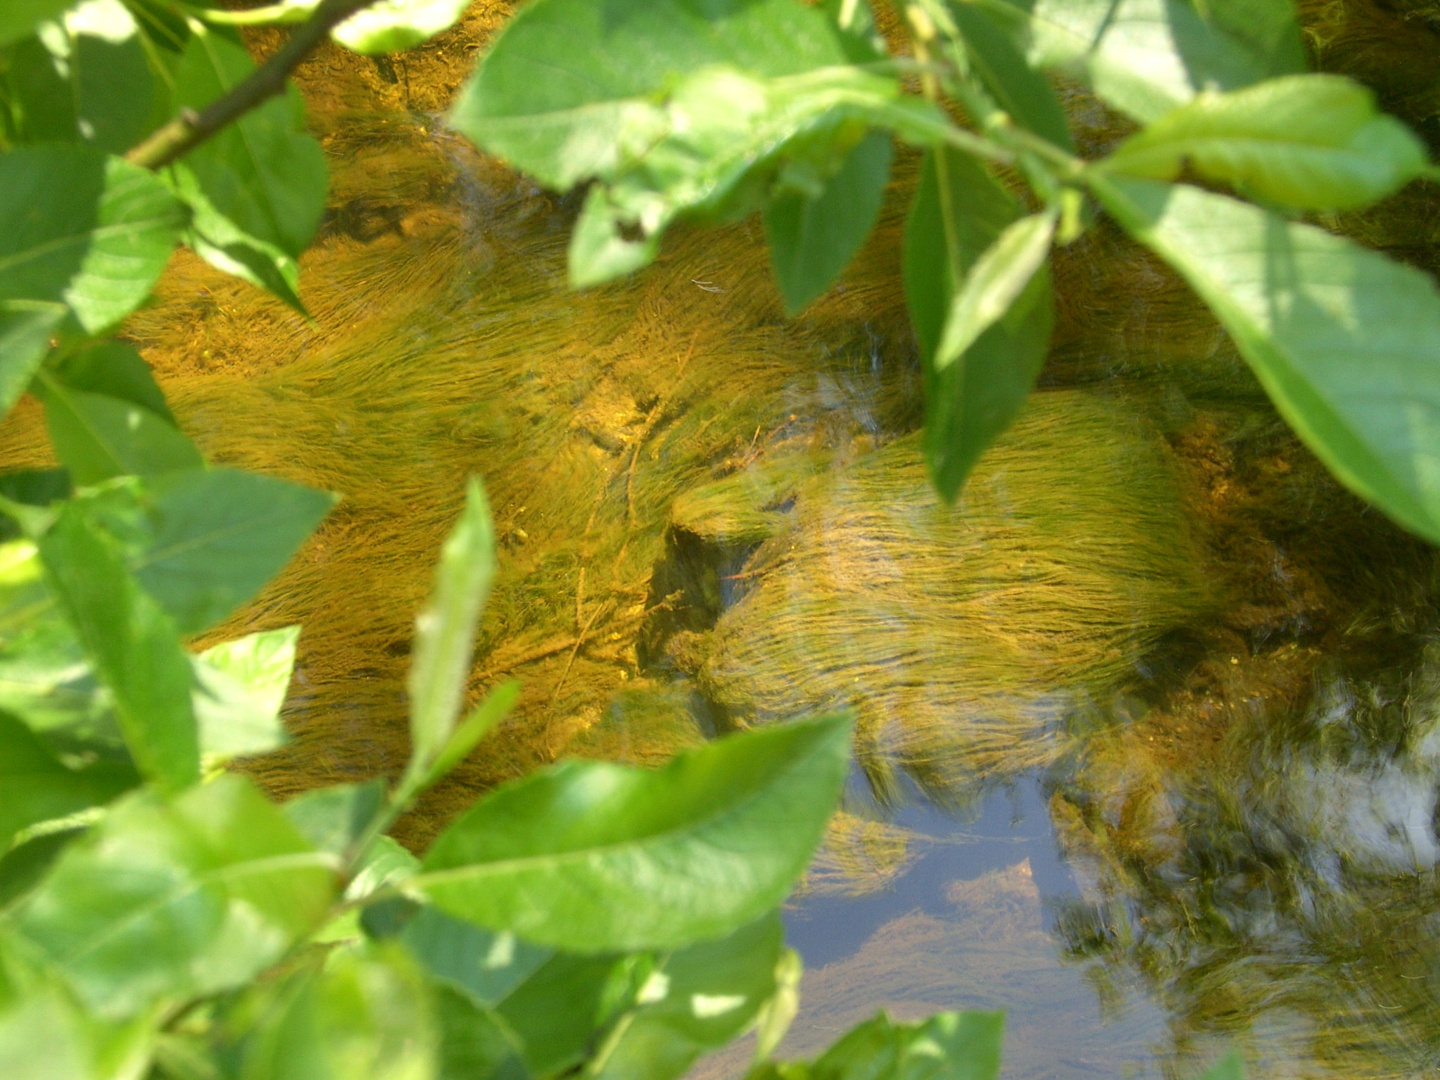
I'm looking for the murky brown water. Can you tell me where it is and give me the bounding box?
[5,4,1440,1076]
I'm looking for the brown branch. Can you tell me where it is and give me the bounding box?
[126,0,378,171]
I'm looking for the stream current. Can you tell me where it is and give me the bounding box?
[6,16,1440,1076]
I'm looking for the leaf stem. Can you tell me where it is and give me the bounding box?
[125,0,379,171]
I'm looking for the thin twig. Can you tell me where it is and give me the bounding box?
[126,0,379,171]
[549,598,615,703]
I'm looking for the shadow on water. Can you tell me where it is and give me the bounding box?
[3,2,1440,1077]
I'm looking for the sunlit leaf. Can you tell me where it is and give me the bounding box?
[415,714,852,951]
[934,209,1056,372]
[37,505,198,792]
[167,163,305,313]
[799,1009,1004,1080]
[0,301,64,419]
[753,946,800,1062]
[228,946,437,1080]
[333,0,473,54]
[282,781,385,858]
[0,711,136,847]
[191,625,300,763]
[407,478,495,773]
[127,468,336,636]
[0,1,69,47]
[62,0,157,153]
[593,913,785,1080]
[8,774,336,1018]
[0,540,109,742]
[948,2,1073,151]
[904,148,1052,501]
[987,0,1305,123]
[450,0,945,287]
[1103,74,1426,210]
[1092,174,1440,546]
[174,27,326,258]
[398,905,552,1008]
[0,145,186,333]
[419,678,520,790]
[764,130,892,315]
[0,936,154,1080]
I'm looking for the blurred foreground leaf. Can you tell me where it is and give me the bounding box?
[904,148,1052,501]
[8,774,336,1018]
[1094,175,1440,546]
[416,714,853,951]
[1104,74,1426,209]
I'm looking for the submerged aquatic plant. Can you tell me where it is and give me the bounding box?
[683,390,1210,805]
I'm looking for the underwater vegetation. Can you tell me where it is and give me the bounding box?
[672,390,1210,809]
[2,0,1440,1076]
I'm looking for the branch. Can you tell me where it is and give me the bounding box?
[125,0,378,171]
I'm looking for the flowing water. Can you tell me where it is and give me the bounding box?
[7,5,1440,1077]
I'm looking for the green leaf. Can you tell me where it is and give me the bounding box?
[433,986,530,1080]
[764,130,892,315]
[493,951,630,1075]
[0,711,136,847]
[191,625,300,763]
[37,504,198,792]
[593,913,785,1080]
[62,0,157,153]
[407,478,495,774]
[127,468,336,636]
[934,209,1056,372]
[51,339,174,422]
[948,3,1073,152]
[753,946,800,1062]
[167,163,305,313]
[399,905,552,1008]
[0,145,187,333]
[125,0,191,52]
[988,0,1306,123]
[230,946,437,1080]
[0,301,64,419]
[419,677,520,790]
[449,0,946,286]
[451,0,854,188]
[803,1010,1004,1080]
[0,937,154,1080]
[414,713,853,952]
[174,27,326,258]
[347,834,418,901]
[1091,174,1440,546]
[0,539,110,742]
[819,0,886,63]
[1103,74,1427,210]
[332,0,472,54]
[904,148,1053,501]
[282,781,385,858]
[0,1,69,47]
[8,773,337,1018]
[0,828,83,910]
[40,380,203,484]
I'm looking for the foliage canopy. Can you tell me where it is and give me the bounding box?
[2,0,1435,1076]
